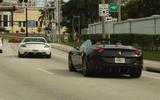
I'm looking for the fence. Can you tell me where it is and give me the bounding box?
[88,15,160,35]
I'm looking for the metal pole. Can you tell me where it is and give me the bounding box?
[102,0,106,40]
[72,17,74,35]
[108,22,110,44]
[25,5,28,37]
[78,16,80,36]
[118,0,121,22]
[11,9,13,34]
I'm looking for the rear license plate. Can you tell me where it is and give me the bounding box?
[115,58,125,63]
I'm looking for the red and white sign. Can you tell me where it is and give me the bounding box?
[99,4,109,16]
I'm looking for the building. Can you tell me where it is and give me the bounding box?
[0,1,43,34]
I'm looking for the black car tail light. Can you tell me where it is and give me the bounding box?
[97,48,104,54]
[135,49,141,56]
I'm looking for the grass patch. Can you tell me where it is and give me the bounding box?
[143,51,160,61]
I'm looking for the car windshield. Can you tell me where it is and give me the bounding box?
[23,38,46,43]
[80,40,92,51]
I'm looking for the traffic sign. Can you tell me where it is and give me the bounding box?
[109,4,118,12]
[99,4,109,16]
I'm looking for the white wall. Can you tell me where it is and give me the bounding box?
[88,15,160,35]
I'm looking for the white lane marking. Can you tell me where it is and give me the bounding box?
[37,68,54,75]
[143,71,160,80]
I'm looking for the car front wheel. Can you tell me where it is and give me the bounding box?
[82,56,92,76]
[46,53,51,58]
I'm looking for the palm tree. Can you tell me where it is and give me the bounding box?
[38,1,55,41]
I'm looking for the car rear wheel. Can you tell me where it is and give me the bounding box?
[130,68,142,78]
[0,50,2,53]
[46,53,51,58]
[82,56,92,76]
[68,55,76,72]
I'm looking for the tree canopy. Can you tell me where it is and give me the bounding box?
[18,0,28,3]
[125,0,160,19]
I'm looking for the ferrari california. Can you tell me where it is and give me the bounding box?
[68,40,143,78]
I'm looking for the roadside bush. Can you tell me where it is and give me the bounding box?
[8,37,22,43]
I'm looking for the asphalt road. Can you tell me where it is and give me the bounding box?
[0,41,160,100]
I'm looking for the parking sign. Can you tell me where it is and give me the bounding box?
[28,20,36,27]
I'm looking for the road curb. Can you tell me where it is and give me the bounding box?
[144,67,160,73]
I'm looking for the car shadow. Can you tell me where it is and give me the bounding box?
[18,55,49,59]
[89,73,131,79]
[47,69,135,79]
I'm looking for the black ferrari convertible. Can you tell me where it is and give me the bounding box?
[68,40,143,78]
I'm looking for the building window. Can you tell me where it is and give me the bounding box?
[3,15,8,27]
[23,21,26,27]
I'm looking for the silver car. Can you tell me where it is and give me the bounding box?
[18,37,52,58]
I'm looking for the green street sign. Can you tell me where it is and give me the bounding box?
[109,4,119,12]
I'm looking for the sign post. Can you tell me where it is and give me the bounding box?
[99,3,109,40]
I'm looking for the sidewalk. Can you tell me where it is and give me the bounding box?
[51,43,160,73]
[143,60,160,73]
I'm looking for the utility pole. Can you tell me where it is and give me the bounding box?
[22,0,28,37]
[102,0,106,40]
[72,16,80,41]
[57,0,61,43]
